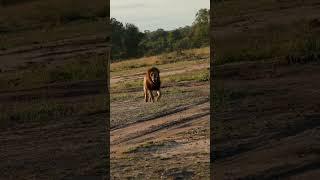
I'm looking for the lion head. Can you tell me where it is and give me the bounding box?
[149,67,160,83]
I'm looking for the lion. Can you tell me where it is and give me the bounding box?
[143,67,161,102]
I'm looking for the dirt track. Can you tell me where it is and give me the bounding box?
[0,112,107,179]
[213,60,320,179]
[0,33,109,179]
[111,100,209,157]
[0,34,107,72]
[110,60,210,179]
[0,46,210,179]
[2,45,320,179]
[0,78,108,179]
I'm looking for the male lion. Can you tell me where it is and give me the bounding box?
[144,67,161,102]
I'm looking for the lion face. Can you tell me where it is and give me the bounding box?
[150,71,159,83]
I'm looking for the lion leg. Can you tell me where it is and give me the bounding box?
[143,76,148,102]
[144,88,148,102]
[148,90,151,102]
[156,90,161,101]
[144,84,149,102]
[149,90,154,102]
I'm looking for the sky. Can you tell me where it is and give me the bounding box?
[111,0,209,32]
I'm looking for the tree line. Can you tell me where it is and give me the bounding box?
[111,8,210,61]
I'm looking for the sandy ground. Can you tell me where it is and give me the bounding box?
[0,35,109,179]
[0,40,210,179]
[213,60,320,179]
[211,0,320,179]
[110,61,210,179]
[0,34,107,72]
[1,1,319,179]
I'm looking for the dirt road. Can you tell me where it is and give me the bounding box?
[0,33,109,179]
[0,35,107,72]
[213,60,320,179]
[110,59,210,179]
[111,105,210,179]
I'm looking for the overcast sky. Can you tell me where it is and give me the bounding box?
[111,0,209,32]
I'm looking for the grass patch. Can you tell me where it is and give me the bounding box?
[111,67,209,93]
[47,57,106,83]
[0,55,107,90]
[0,19,107,50]
[125,140,177,153]
[111,79,143,92]
[111,87,192,103]
[111,47,209,72]
[111,87,208,128]
[165,69,209,83]
[0,94,106,128]
[215,47,274,65]
[0,102,75,126]
[0,0,107,32]
[111,92,141,102]
[213,11,320,65]
[163,87,192,94]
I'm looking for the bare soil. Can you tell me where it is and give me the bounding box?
[211,0,320,179]
[110,61,210,179]
[0,34,107,72]
[213,60,320,179]
[0,33,108,179]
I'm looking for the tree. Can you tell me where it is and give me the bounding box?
[110,18,143,60]
[110,18,125,60]
[193,9,210,26]
[123,23,144,58]
[191,8,210,47]
[139,28,169,55]
[168,29,183,51]
[110,8,210,61]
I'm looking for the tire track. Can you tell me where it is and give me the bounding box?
[111,102,209,154]
[111,98,209,130]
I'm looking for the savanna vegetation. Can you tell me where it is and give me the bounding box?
[212,0,320,66]
[110,8,209,61]
[0,0,109,127]
[0,0,108,50]
[0,0,108,127]
[0,1,109,179]
[110,46,210,179]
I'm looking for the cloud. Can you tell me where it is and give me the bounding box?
[111,0,209,31]
[112,3,146,9]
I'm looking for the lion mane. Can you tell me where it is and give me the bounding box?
[145,67,161,90]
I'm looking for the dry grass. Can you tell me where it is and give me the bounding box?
[110,47,209,129]
[111,47,209,72]
[0,94,106,128]
[166,69,210,83]
[0,0,107,30]
[0,55,106,91]
[0,0,108,49]
[212,0,320,65]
